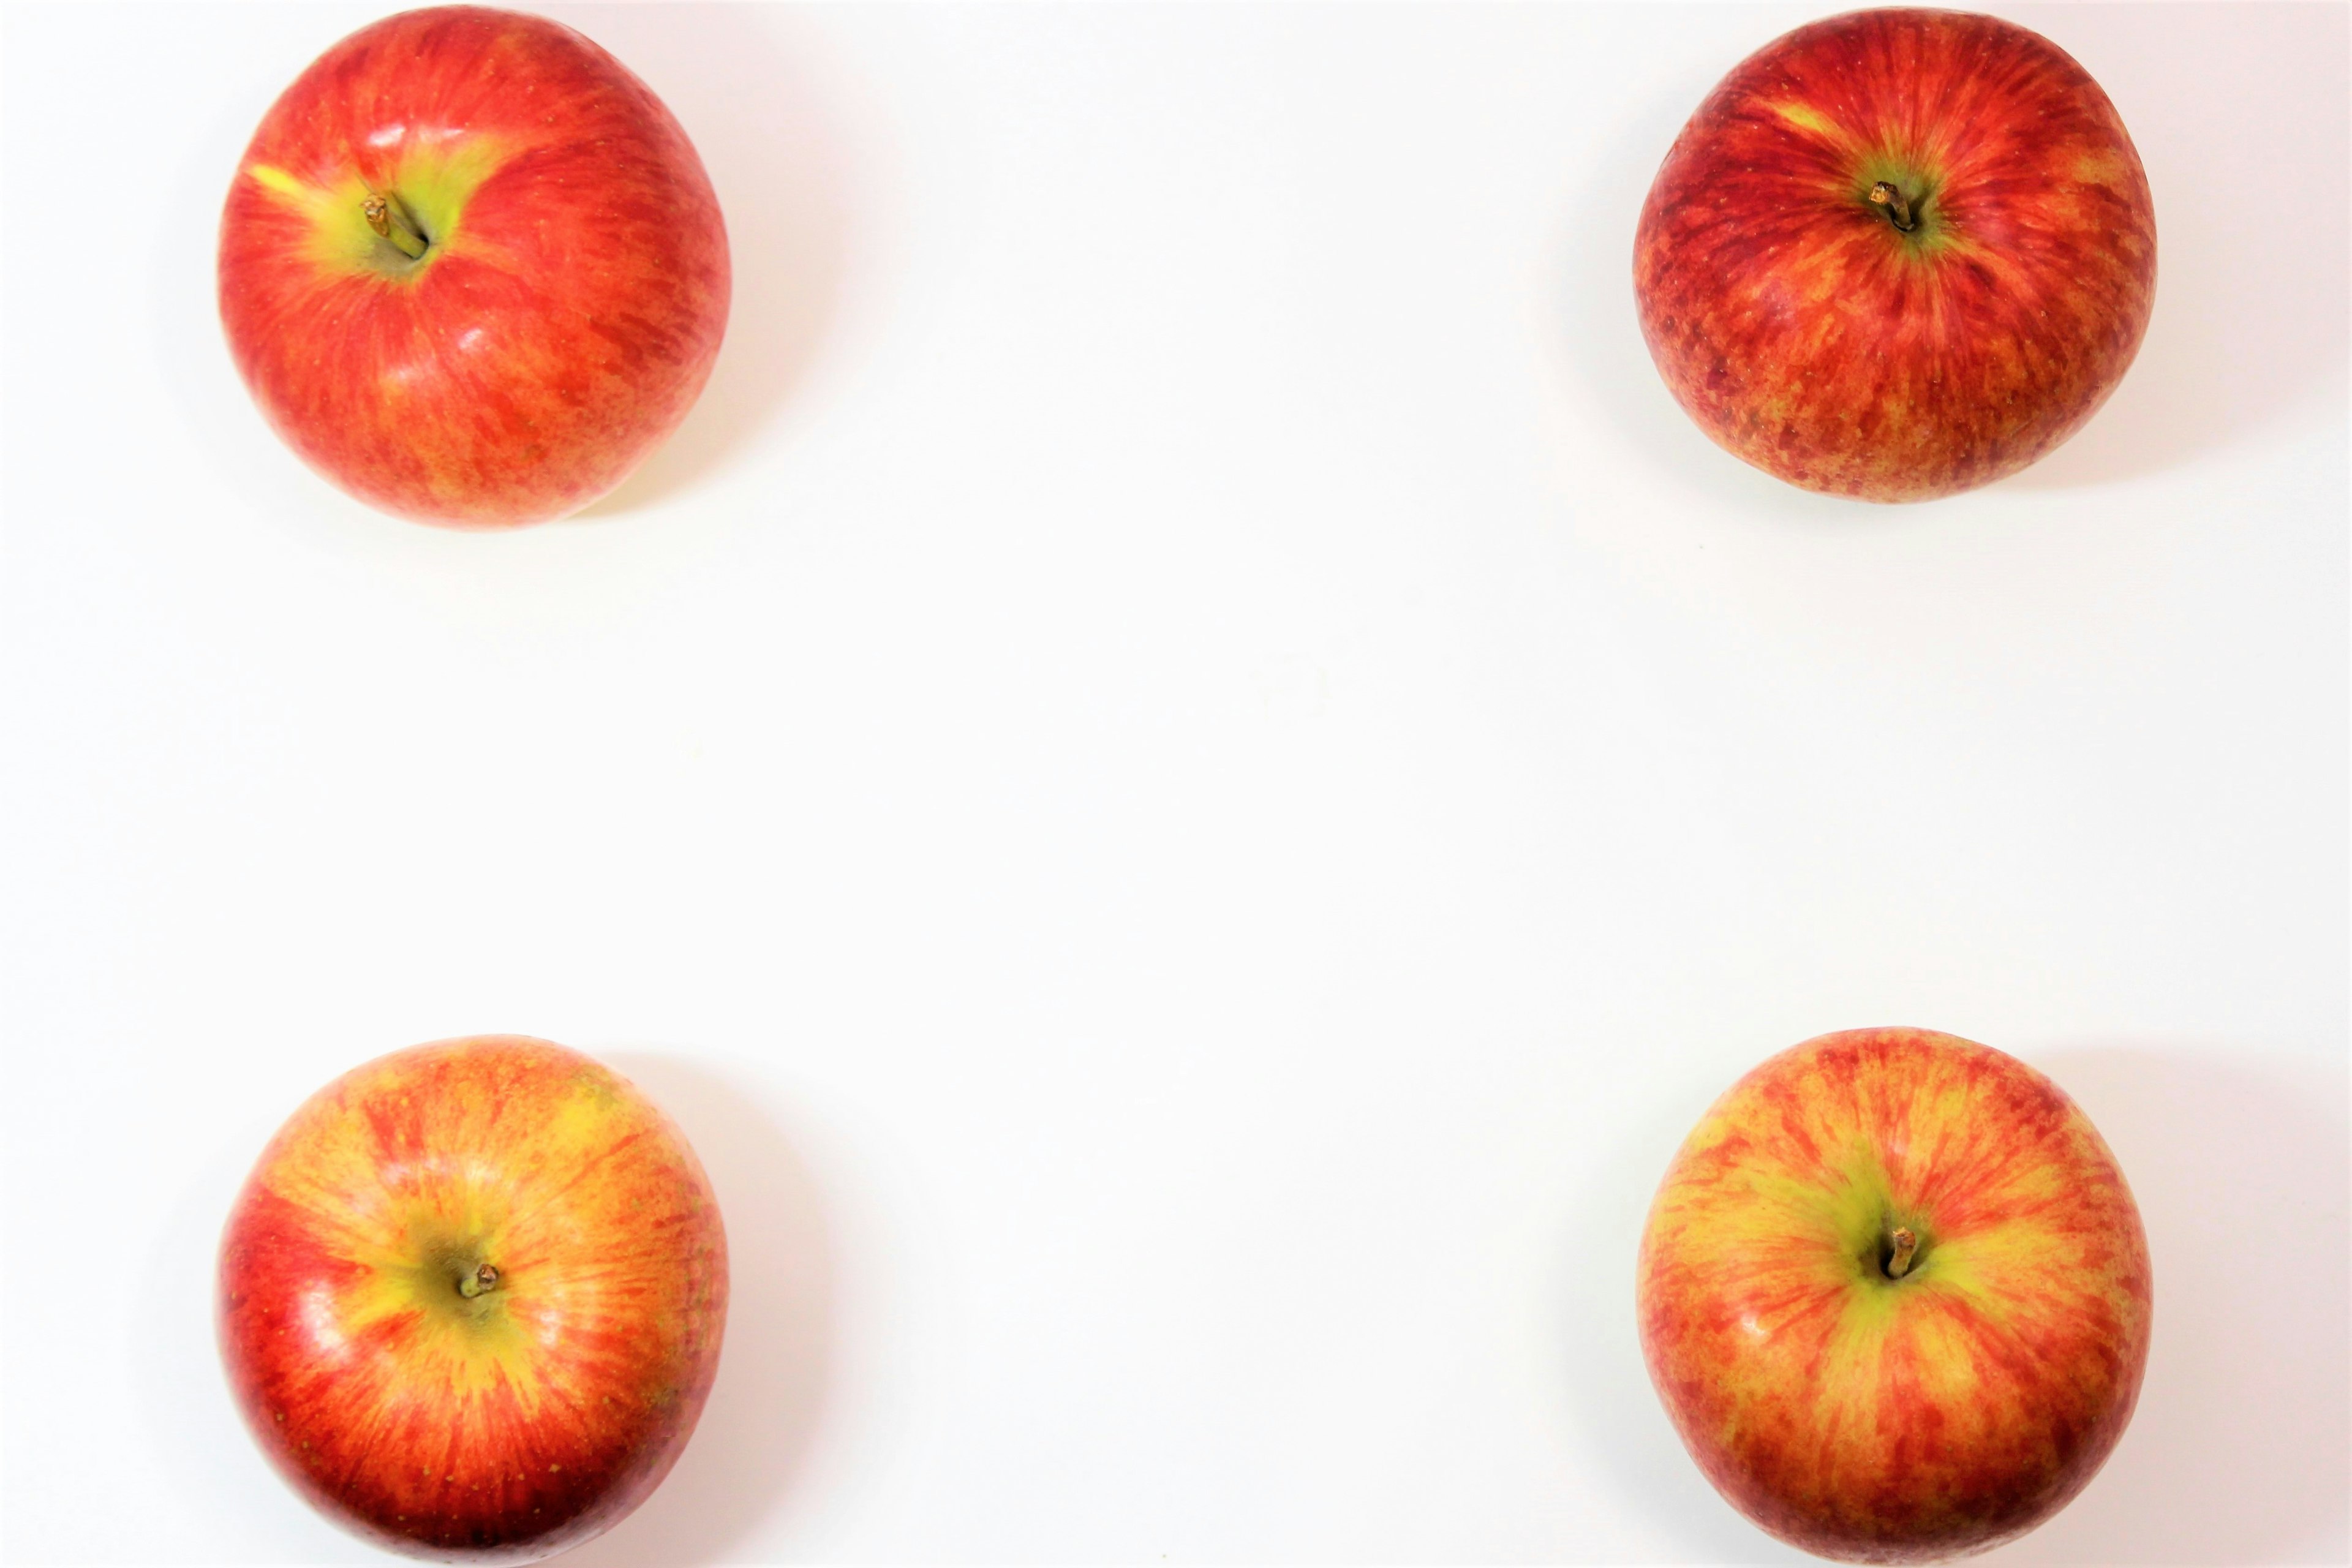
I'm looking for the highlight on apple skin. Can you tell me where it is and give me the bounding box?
[217,7,731,528]
[1633,9,2157,502]
[217,1036,729,1561]
[1636,1027,2152,1562]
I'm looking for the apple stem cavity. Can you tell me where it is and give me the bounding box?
[363,190,430,261]
[1867,181,1918,234]
[1884,1227,1920,1280]
[457,1263,501,1299]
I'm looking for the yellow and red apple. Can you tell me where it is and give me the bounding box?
[217,7,730,527]
[1637,1027,2151,1562]
[1634,9,2156,500]
[217,1036,728,1561]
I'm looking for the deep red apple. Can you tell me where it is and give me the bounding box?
[1633,9,2156,501]
[1637,1027,2152,1562]
[217,7,729,527]
[219,1036,729,1561]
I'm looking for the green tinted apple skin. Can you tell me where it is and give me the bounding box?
[1638,1028,2153,1562]
[219,1036,729,1560]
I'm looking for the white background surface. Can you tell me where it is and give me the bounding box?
[3,2,2346,1562]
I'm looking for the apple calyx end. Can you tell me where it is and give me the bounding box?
[1867,181,1919,235]
[456,1262,501,1299]
[1884,1226,1919,1280]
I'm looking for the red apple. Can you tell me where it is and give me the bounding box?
[1637,1027,2151,1562]
[217,7,729,527]
[218,1036,728,1561]
[1633,10,2155,501]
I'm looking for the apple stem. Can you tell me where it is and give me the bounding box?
[1868,181,1918,234]
[363,190,430,261]
[457,1263,501,1299]
[1885,1227,1919,1280]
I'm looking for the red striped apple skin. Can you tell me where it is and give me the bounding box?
[217,7,729,527]
[218,1036,728,1561]
[1637,1028,2151,1563]
[1634,10,2155,502]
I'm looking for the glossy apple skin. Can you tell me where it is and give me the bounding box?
[218,1036,728,1561]
[217,7,729,527]
[1637,1028,2150,1563]
[1634,10,2155,501]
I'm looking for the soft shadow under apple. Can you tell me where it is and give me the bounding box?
[563,1053,839,1568]
[2000,5,2349,491]
[1983,1044,2350,1566]
[554,4,859,521]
